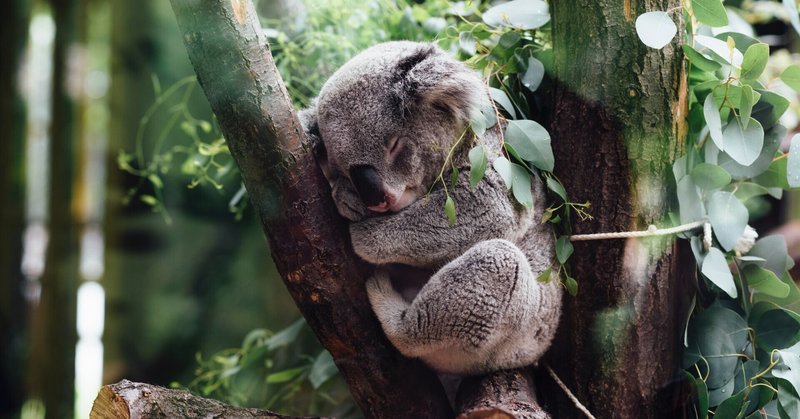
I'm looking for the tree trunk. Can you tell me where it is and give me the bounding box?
[168,1,453,417]
[547,1,690,418]
[27,0,83,417]
[90,380,320,419]
[0,0,30,415]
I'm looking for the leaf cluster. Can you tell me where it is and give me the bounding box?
[636,1,800,417]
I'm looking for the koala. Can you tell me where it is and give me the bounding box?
[300,41,562,376]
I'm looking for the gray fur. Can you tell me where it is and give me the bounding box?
[302,41,562,375]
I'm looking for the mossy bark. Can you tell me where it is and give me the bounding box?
[547,1,690,417]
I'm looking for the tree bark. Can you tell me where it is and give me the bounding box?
[168,1,453,417]
[0,0,30,415]
[456,369,549,419]
[547,1,690,418]
[89,380,320,419]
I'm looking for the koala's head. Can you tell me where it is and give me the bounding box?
[311,42,486,218]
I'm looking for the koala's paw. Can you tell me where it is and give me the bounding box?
[365,270,404,313]
[332,180,367,222]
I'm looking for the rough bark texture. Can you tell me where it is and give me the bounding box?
[168,1,453,417]
[89,380,319,419]
[0,0,30,415]
[27,0,82,418]
[547,1,690,418]
[456,369,549,419]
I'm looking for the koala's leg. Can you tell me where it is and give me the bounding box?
[367,238,550,373]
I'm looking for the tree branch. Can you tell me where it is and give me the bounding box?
[167,0,452,417]
[89,380,317,419]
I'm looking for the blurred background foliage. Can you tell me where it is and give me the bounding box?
[3,0,800,418]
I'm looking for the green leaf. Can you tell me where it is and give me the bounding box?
[564,275,578,296]
[687,306,748,389]
[510,163,533,208]
[521,56,545,92]
[749,235,792,277]
[696,34,743,66]
[788,135,800,188]
[714,391,745,418]
[786,0,800,36]
[450,166,459,190]
[776,377,800,419]
[493,156,513,189]
[702,247,738,298]
[444,195,456,226]
[556,236,573,264]
[546,176,567,202]
[692,0,729,27]
[536,266,553,283]
[741,43,770,80]
[754,157,789,189]
[140,195,158,206]
[265,318,305,351]
[733,182,771,202]
[468,145,488,189]
[719,125,785,180]
[498,31,521,49]
[704,93,725,151]
[470,111,488,137]
[635,12,677,49]
[677,176,705,224]
[489,87,517,119]
[458,31,477,55]
[722,117,764,166]
[683,45,722,72]
[739,85,758,128]
[691,163,731,191]
[755,309,800,349]
[708,374,736,407]
[782,65,800,92]
[708,191,749,252]
[266,366,306,384]
[774,343,800,402]
[482,0,550,30]
[752,90,790,130]
[504,119,554,171]
[745,265,791,298]
[309,350,338,389]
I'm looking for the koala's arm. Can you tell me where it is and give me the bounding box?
[350,168,529,267]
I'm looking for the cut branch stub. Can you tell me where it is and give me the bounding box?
[168,0,452,417]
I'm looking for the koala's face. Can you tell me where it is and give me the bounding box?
[312,42,485,218]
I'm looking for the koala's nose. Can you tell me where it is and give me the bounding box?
[349,165,386,207]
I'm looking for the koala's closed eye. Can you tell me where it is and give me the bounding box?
[387,136,404,160]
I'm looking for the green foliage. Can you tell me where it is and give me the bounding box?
[636,1,800,416]
[180,319,357,417]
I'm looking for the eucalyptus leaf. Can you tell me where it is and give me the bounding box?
[782,65,800,92]
[635,12,677,49]
[704,94,725,151]
[696,34,743,66]
[309,350,338,389]
[702,247,738,298]
[752,90,790,130]
[755,309,800,350]
[788,134,800,188]
[708,373,736,407]
[753,158,789,189]
[677,176,705,224]
[688,306,748,389]
[489,87,517,119]
[510,163,533,208]
[691,163,731,191]
[266,318,305,350]
[749,235,791,277]
[733,183,771,202]
[458,31,477,55]
[722,117,764,166]
[504,119,554,171]
[714,391,744,417]
[266,366,306,384]
[745,265,791,298]
[719,125,785,179]
[493,156,513,189]
[522,56,545,92]
[683,44,722,72]
[776,377,800,419]
[468,145,488,189]
[556,236,574,264]
[470,111,488,137]
[482,0,550,30]
[708,191,749,252]
[692,0,729,27]
[774,342,800,401]
[741,43,769,80]
[739,85,757,128]
[444,195,456,226]
[546,176,567,201]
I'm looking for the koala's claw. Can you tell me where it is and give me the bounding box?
[366,270,405,313]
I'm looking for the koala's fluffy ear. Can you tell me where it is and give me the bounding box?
[299,103,334,182]
[393,44,486,123]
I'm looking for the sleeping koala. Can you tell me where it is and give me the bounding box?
[300,41,562,375]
